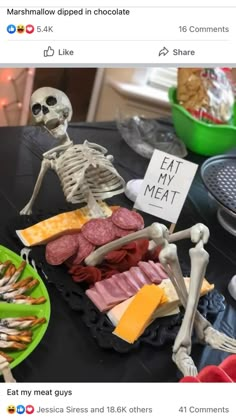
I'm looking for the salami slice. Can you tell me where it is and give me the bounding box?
[66,233,95,265]
[113,224,135,238]
[45,233,80,265]
[111,208,144,230]
[81,218,116,246]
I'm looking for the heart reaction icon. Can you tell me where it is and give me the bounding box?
[26,25,34,34]
[25,405,35,414]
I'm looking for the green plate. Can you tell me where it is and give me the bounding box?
[0,245,50,370]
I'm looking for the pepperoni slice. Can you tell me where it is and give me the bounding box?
[69,266,102,284]
[81,218,116,246]
[111,208,144,230]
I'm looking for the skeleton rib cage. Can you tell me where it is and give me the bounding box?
[52,141,126,204]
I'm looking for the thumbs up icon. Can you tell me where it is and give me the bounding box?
[43,46,55,57]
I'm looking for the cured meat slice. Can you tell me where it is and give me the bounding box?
[67,233,95,265]
[129,267,152,286]
[85,288,113,312]
[113,225,136,238]
[148,261,168,280]
[111,208,144,230]
[81,218,116,246]
[111,273,136,297]
[122,271,140,292]
[69,266,101,284]
[45,233,80,265]
[95,277,129,306]
[104,249,127,264]
[138,261,162,284]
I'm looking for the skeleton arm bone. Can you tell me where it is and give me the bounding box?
[85,223,208,267]
[148,223,209,251]
[20,159,52,215]
[169,223,210,244]
[85,223,168,266]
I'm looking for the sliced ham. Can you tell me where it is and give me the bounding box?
[86,259,166,311]
[85,288,113,312]
[122,271,140,292]
[129,266,152,287]
[138,261,162,284]
[112,273,137,297]
[148,261,168,280]
[95,277,129,305]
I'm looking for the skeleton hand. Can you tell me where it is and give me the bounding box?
[20,204,33,216]
[189,223,210,244]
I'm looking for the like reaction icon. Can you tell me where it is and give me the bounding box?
[7,24,16,34]
[43,46,55,57]
[16,405,25,414]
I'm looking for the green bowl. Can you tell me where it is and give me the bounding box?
[0,245,50,371]
[169,87,236,156]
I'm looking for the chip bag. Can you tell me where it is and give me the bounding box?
[177,68,235,124]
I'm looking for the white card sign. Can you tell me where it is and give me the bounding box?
[134,150,198,223]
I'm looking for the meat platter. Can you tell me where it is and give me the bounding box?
[9,210,225,354]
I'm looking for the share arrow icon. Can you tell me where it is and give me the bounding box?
[158,46,169,56]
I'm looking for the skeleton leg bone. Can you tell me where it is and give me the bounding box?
[159,241,209,377]
[20,159,52,215]
[159,224,236,375]
[168,224,236,353]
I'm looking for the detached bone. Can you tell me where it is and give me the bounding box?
[21,88,125,216]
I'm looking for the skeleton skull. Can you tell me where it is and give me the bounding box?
[30,87,72,140]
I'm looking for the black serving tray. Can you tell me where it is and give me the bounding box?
[7,212,226,353]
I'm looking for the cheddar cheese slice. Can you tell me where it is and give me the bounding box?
[16,201,113,246]
[113,284,168,344]
[108,278,214,328]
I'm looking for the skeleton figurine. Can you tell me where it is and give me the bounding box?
[20,87,125,217]
[85,223,236,377]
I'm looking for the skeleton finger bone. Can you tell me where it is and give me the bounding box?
[85,223,168,266]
